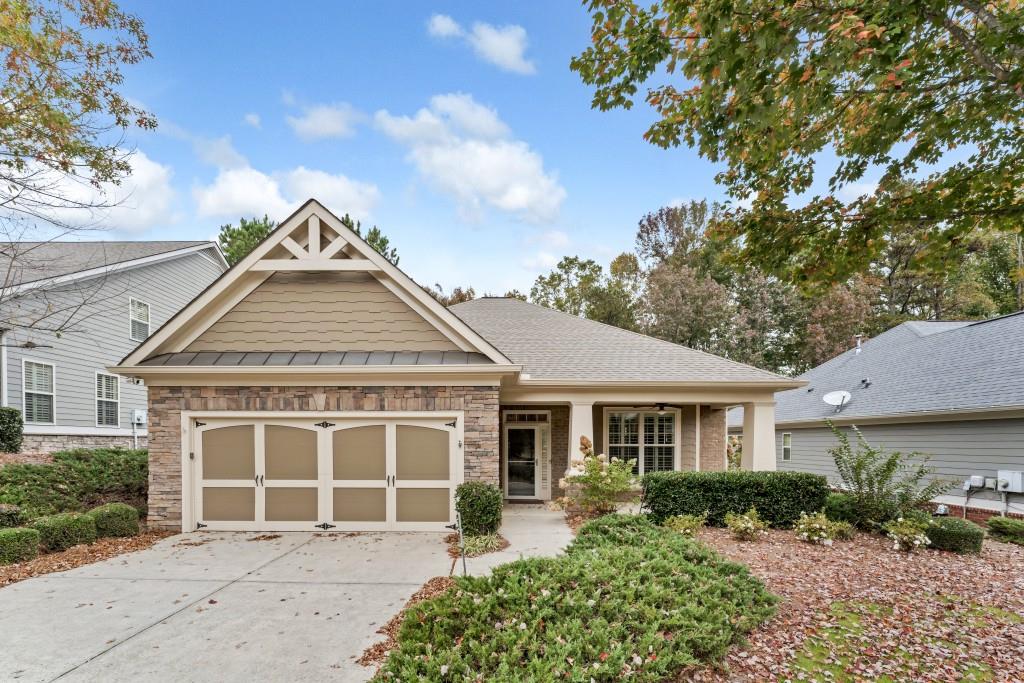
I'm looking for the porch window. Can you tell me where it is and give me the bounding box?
[607,410,677,475]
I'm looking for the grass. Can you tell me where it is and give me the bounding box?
[378,514,776,681]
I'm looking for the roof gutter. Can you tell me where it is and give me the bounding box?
[770,404,1024,428]
[513,377,807,391]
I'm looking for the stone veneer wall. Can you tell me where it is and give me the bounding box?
[148,385,499,529]
[21,433,148,453]
[499,404,569,500]
[699,406,728,471]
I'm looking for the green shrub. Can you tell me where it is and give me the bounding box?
[795,511,851,546]
[0,503,26,528]
[32,512,97,552]
[0,527,39,564]
[725,507,769,541]
[562,436,637,514]
[663,512,707,537]
[86,502,140,538]
[642,470,829,528]
[0,448,147,518]
[0,407,23,453]
[987,516,1024,545]
[831,520,855,540]
[828,422,951,529]
[823,492,859,524]
[380,514,777,681]
[884,517,930,552]
[455,481,502,536]
[925,517,984,554]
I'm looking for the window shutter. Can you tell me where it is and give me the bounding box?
[130,299,150,340]
[96,374,119,427]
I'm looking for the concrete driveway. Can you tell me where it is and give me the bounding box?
[0,506,571,683]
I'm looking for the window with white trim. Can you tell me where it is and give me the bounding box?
[129,298,150,341]
[782,433,792,461]
[607,410,676,475]
[23,361,54,424]
[96,373,119,427]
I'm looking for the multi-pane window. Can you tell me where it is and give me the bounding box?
[23,361,54,424]
[607,410,676,475]
[129,298,150,341]
[782,433,792,461]
[96,373,119,427]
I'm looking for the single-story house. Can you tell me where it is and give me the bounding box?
[729,314,1024,518]
[113,199,800,532]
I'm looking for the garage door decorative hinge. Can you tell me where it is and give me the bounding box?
[445,419,457,428]
[314,522,336,530]
[195,421,206,427]
[196,522,207,529]
[314,421,335,428]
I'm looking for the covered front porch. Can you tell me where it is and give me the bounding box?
[496,386,779,502]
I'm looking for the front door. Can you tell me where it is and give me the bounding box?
[505,426,539,499]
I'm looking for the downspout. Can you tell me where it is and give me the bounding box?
[0,329,7,407]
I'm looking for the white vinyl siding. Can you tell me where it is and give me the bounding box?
[23,360,55,424]
[782,432,792,461]
[96,372,119,427]
[129,298,150,342]
[607,410,678,475]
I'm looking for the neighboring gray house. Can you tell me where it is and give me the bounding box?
[1,241,227,452]
[729,313,1024,516]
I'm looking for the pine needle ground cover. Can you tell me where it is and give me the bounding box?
[377,514,776,681]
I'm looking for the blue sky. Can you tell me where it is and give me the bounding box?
[102,1,728,293]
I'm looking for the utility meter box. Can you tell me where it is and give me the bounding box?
[996,470,1024,493]
[132,409,148,426]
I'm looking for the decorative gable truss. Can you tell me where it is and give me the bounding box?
[117,199,513,368]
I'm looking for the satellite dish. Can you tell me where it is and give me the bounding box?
[822,390,852,413]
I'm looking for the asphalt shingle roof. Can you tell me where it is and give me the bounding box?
[729,312,1024,425]
[0,241,212,286]
[449,297,791,384]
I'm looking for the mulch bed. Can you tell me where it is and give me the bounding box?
[0,529,174,588]
[357,576,455,671]
[691,527,1024,682]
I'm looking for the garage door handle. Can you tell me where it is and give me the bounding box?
[259,475,264,486]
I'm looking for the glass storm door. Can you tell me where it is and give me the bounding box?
[505,426,539,498]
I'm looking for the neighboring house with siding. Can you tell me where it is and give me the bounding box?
[1,241,227,452]
[729,313,1024,516]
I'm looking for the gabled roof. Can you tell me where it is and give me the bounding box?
[117,199,512,369]
[729,312,1024,425]
[1,241,221,289]
[450,297,799,386]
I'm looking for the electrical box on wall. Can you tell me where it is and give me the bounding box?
[997,470,1024,493]
[132,409,147,426]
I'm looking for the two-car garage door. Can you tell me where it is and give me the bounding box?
[190,415,461,531]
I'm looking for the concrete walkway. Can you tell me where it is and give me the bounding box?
[0,506,570,683]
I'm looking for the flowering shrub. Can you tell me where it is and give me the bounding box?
[725,507,769,541]
[794,511,853,546]
[663,512,707,537]
[560,436,636,515]
[884,517,931,552]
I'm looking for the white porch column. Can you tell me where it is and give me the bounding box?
[741,401,776,471]
[568,401,595,468]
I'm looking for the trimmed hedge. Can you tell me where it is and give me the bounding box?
[823,493,859,524]
[455,481,502,536]
[87,502,140,538]
[926,517,984,554]
[0,527,39,564]
[987,516,1024,545]
[642,470,830,528]
[0,406,23,453]
[0,503,26,528]
[32,512,97,552]
[380,514,777,681]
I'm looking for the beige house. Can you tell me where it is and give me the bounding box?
[113,199,799,532]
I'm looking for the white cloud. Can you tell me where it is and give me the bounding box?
[532,230,569,249]
[243,113,261,128]
[281,90,297,106]
[427,14,463,38]
[286,103,362,141]
[195,135,248,169]
[193,165,379,221]
[521,250,559,271]
[375,94,565,223]
[838,180,878,202]
[427,15,535,75]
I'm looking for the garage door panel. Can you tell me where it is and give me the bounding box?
[333,426,386,480]
[396,425,450,481]
[333,488,387,522]
[265,425,318,480]
[202,425,256,480]
[265,487,318,522]
[203,487,256,521]
[396,488,450,523]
